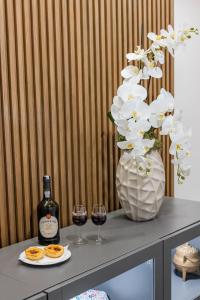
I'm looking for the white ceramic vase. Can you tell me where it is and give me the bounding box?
[116,150,165,221]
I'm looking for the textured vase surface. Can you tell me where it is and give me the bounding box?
[116,151,165,221]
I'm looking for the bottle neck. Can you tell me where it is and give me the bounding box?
[43,175,52,200]
[44,190,51,199]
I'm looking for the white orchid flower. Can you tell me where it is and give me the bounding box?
[154,88,175,113]
[121,65,140,79]
[179,163,191,177]
[142,62,163,79]
[161,25,176,39]
[155,50,165,64]
[120,98,150,120]
[115,111,151,140]
[171,148,191,166]
[142,138,155,154]
[171,134,191,170]
[160,109,182,135]
[151,46,165,64]
[147,65,163,78]
[169,124,192,143]
[160,25,179,56]
[126,46,148,62]
[149,89,174,128]
[110,96,125,120]
[117,82,147,102]
[149,109,164,128]
[172,152,191,183]
[117,138,145,159]
[179,163,191,181]
[115,119,132,138]
[121,66,142,85]
[176,162,191,184]
[117,139,138,150]
[141,65,162,79]
[180,164,191,177]
[157,88,174,112]
[141,66,150,79]
[126,119,151,140]
[170,125,192,184]
[117,138,155,159]
[169,128,192,157]
[115,118,151,140]
[160,115,174,135]
[147,31,167,48]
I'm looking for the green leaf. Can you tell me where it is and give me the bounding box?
[117,133,126,142]
[107,111,115,123]
[153,138,162,151]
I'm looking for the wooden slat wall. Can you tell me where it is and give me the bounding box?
[0,0,174,247]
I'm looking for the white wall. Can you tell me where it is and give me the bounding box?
[174,0,200,201]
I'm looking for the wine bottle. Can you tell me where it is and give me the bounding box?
[37,175,60,245]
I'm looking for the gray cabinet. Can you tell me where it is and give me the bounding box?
[45,242,163,300]
[1,198,200,300]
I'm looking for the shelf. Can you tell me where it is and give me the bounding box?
[172,237,200,300]
[95,259,153,300]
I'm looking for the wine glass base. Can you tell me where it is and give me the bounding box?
[95,237,103,245]
[73,238,88,246]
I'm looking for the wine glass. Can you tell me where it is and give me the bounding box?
[72,204,87,245]
[91,204,107,244]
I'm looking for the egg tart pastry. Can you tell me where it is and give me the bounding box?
[45,244,64,258]
[25,247,45,261]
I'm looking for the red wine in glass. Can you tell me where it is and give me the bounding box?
[72,214,87,226]
[72,205,87,245]
[92,205,107,244]
[91,214,107,226]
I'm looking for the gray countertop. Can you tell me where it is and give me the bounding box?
[0,273,40,300]
[0,197,200,300]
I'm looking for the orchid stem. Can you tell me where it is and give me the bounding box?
[147,76,152,94]
[140,23,144,48]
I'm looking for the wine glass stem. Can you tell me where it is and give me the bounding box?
[78,227,82,241]
[97,226,101,241]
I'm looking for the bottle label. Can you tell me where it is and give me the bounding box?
[44,191,51,198]
[39,214,58,238]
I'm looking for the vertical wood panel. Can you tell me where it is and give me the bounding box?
[15,0,32,239]
[6,0,25,242]
[39,0,52,176]
[106,0,114,211]
[81,0,93,213]
[31,0,45,202]
[100,0,109,210]
[68,0,80,206]
[23,0,39,236]
[54,0,68,225]
[0,0,17,244]
[0,0,174,247]
[46,0,60,209]
[0,56,9,247]
[94,0,103,207]
[61,0,73,224]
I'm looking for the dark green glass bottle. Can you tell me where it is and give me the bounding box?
[37,175,60,245]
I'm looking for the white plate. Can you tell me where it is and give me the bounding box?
[19,245,71,266]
